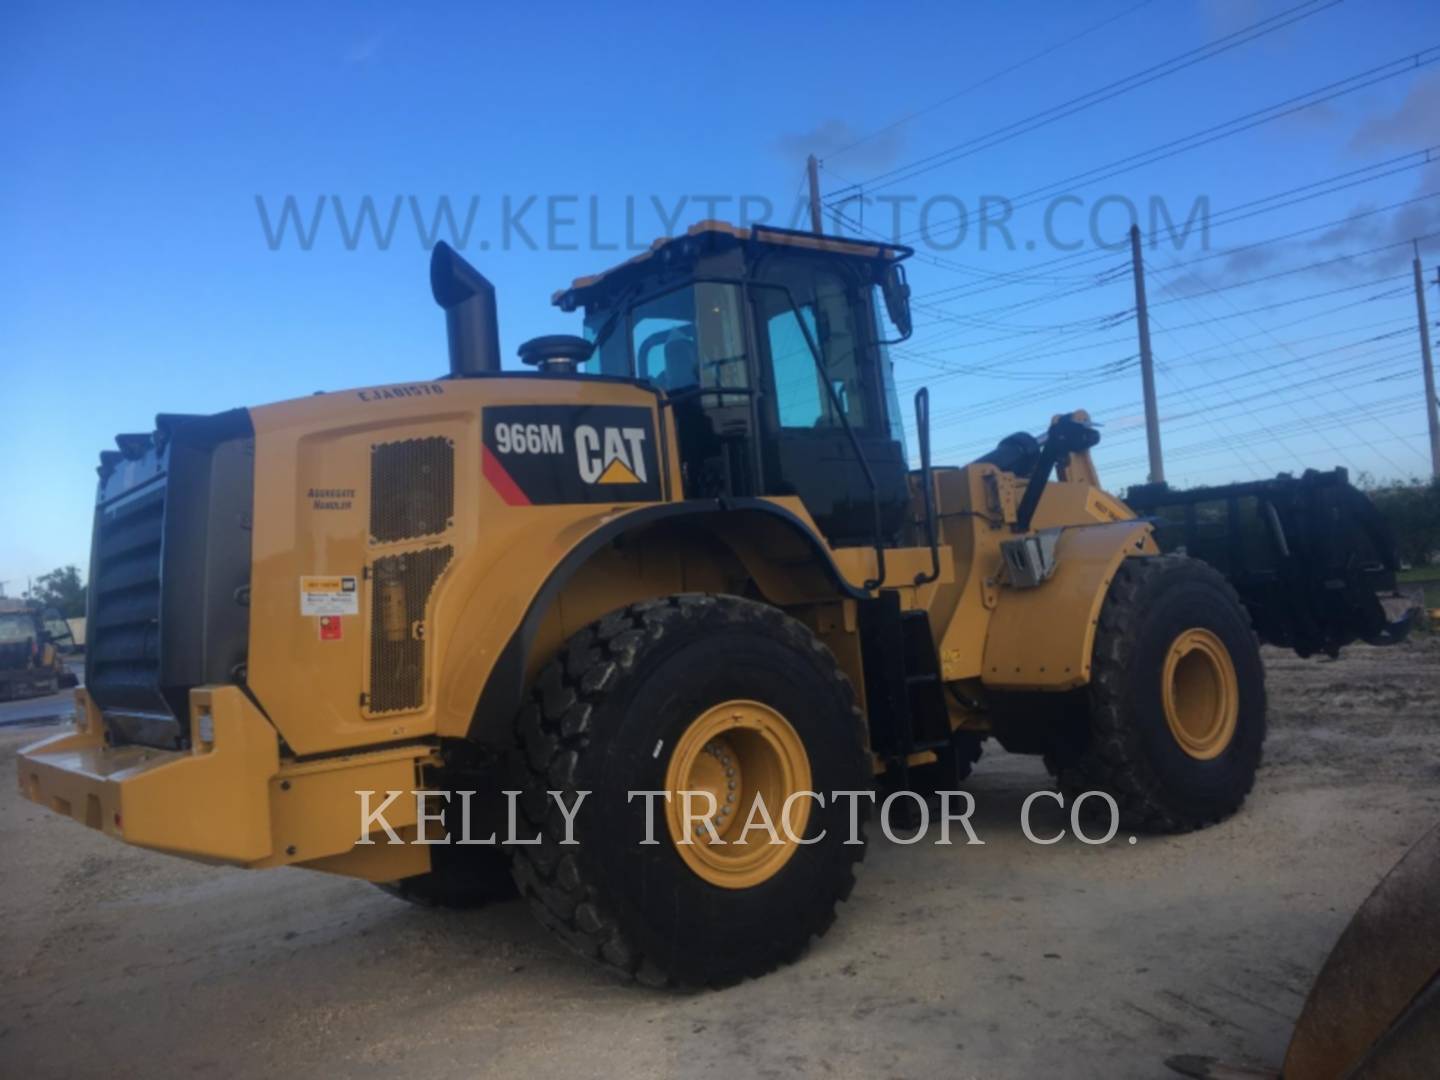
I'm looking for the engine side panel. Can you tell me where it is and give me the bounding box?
[245,376,677,757]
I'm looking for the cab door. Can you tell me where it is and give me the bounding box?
[751,257,909,548]
[628,281,759,498]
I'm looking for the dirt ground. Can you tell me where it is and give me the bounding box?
[2,637,1437,1079]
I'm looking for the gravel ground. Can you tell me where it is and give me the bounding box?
[2,636,1436,1079]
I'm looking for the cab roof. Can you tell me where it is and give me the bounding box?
[551,220,911,311]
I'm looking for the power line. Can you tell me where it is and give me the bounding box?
[1146,231,1440,312]
[1106,403,1425,469]
[1109,420,1428,474]
[1144,256,1416,476]
[826,0,1159,162]
[896,148,1439,307]
[1141,185,1440,278]
[1148,273,1412,331]
[840,0,1339,193]
[1105,383,1411,455]
[926,331,1419,456]
[922,316,1423,464]
[890,50,1440,244]
[933,324,1416,455]
[921,310,1421,461]
[899,269,1413,384]
[1079,334,1416,432]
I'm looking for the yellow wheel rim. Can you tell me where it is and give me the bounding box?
[663,699,812,890]
[1162,628,1239,760]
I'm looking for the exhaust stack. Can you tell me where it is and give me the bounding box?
[430,241,501,376]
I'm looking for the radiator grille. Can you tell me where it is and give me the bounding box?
[367,545,452,714]
[88,483,166,713]
[370,437,454,543]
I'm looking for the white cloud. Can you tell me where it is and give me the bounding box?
[1350,72,1440,153]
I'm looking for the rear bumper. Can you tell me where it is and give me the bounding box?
[17,687,436,880]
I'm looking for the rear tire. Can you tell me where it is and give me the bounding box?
[511,594,871,989]
[1055,555,1266,833]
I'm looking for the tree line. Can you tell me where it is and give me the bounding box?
[15,565,87,618]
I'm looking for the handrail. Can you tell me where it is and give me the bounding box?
[913,387,941,585]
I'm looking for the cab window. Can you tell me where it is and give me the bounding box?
[0,613,32,644]
[753,259,872,432]
[582,305,630,376]
[628,283,749,399]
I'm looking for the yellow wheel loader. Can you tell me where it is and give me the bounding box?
[18,222,1266,987]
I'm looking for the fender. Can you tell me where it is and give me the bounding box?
[981,520,1157,691]
[456,497,867,745]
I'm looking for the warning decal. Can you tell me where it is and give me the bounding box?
[300,575,359,616]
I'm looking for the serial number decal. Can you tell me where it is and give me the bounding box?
[482,405,661,506]
[356,383,446,403]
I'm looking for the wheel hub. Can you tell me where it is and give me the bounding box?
[1162,628,1239,760]
[663,700,811,889]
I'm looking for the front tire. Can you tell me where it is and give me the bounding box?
[511,594,871,988]
[1056,555,1266,832]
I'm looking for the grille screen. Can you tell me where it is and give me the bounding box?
[89,484,166,714]
[370,437,454,543]
[367,545,452,714]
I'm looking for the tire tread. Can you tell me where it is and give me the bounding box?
[510,593,868,988]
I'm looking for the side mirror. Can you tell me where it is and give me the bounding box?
[881,264,912,340]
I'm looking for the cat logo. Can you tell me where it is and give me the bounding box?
[482,404,660,505]
[576,425,648,484]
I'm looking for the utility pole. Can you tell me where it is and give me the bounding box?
[1129,224,1165,485]
[1413,244,1440,478]
[806,154,824,235]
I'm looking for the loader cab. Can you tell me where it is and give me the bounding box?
[556,222,915,549]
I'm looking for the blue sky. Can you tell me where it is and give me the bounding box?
[3,0,1439,587]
